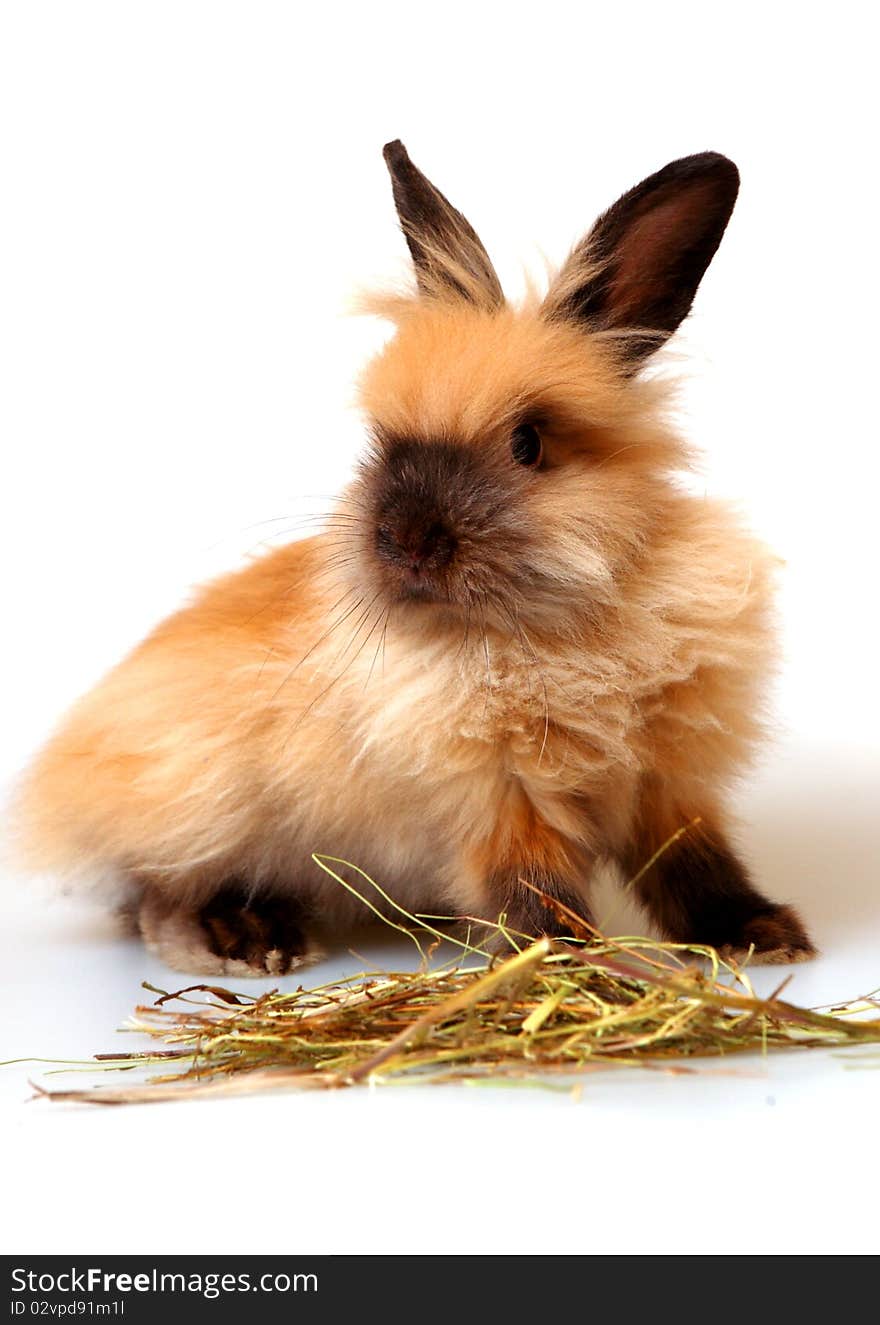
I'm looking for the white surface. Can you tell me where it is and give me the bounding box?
[3,735,879,1256]
[1,2,879,1256]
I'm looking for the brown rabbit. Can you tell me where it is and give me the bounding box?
[15,141,815,975]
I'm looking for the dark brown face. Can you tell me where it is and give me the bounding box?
[359,428,543,612]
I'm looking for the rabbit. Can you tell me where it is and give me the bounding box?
[13,139,816,976]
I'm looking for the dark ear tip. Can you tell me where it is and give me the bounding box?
[383,139,409,168]
[703,150,739,178]
[688,151,740,198]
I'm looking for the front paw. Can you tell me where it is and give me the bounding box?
[718,904,817,966]
[139,885,323,977]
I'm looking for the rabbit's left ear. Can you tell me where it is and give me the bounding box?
[383,140,504,309]
[543,153,739,364]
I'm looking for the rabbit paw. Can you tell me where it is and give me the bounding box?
[717,904,818,966]
[139,884,323,977]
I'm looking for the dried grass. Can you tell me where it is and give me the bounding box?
[14,855,880,1105]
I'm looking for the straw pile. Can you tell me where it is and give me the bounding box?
[22,856,880,1105]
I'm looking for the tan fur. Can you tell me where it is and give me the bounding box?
[13,154,788,973]
[14,307,775,918]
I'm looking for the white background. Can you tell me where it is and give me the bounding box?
[1,1,878,1256]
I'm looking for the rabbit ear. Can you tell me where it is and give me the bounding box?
[383,140,504,309]
[543,153,739,364]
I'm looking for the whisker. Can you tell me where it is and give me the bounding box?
[240,577,325,628]
[333,592,384,667]
[310,538,359,551]
[267,592,363,704]
[208,511,363,553]
[364,605,391,691]
[280,599,387,751]
[380,605,390,679]
[456,593,472,663]
[312,555,361,578]
[286,491,370,510]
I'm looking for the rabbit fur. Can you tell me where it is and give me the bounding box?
[14,141,815,974]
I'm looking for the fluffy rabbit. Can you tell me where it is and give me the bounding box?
[15,141,815,974]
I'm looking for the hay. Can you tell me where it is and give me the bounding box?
[15,855,880,1105]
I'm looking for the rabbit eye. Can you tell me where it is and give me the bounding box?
[510,423,542,468]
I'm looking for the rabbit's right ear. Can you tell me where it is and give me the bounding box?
[383,140,504,310]
[542,153,740,365]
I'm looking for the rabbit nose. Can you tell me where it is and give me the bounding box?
[377,519,457,572]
